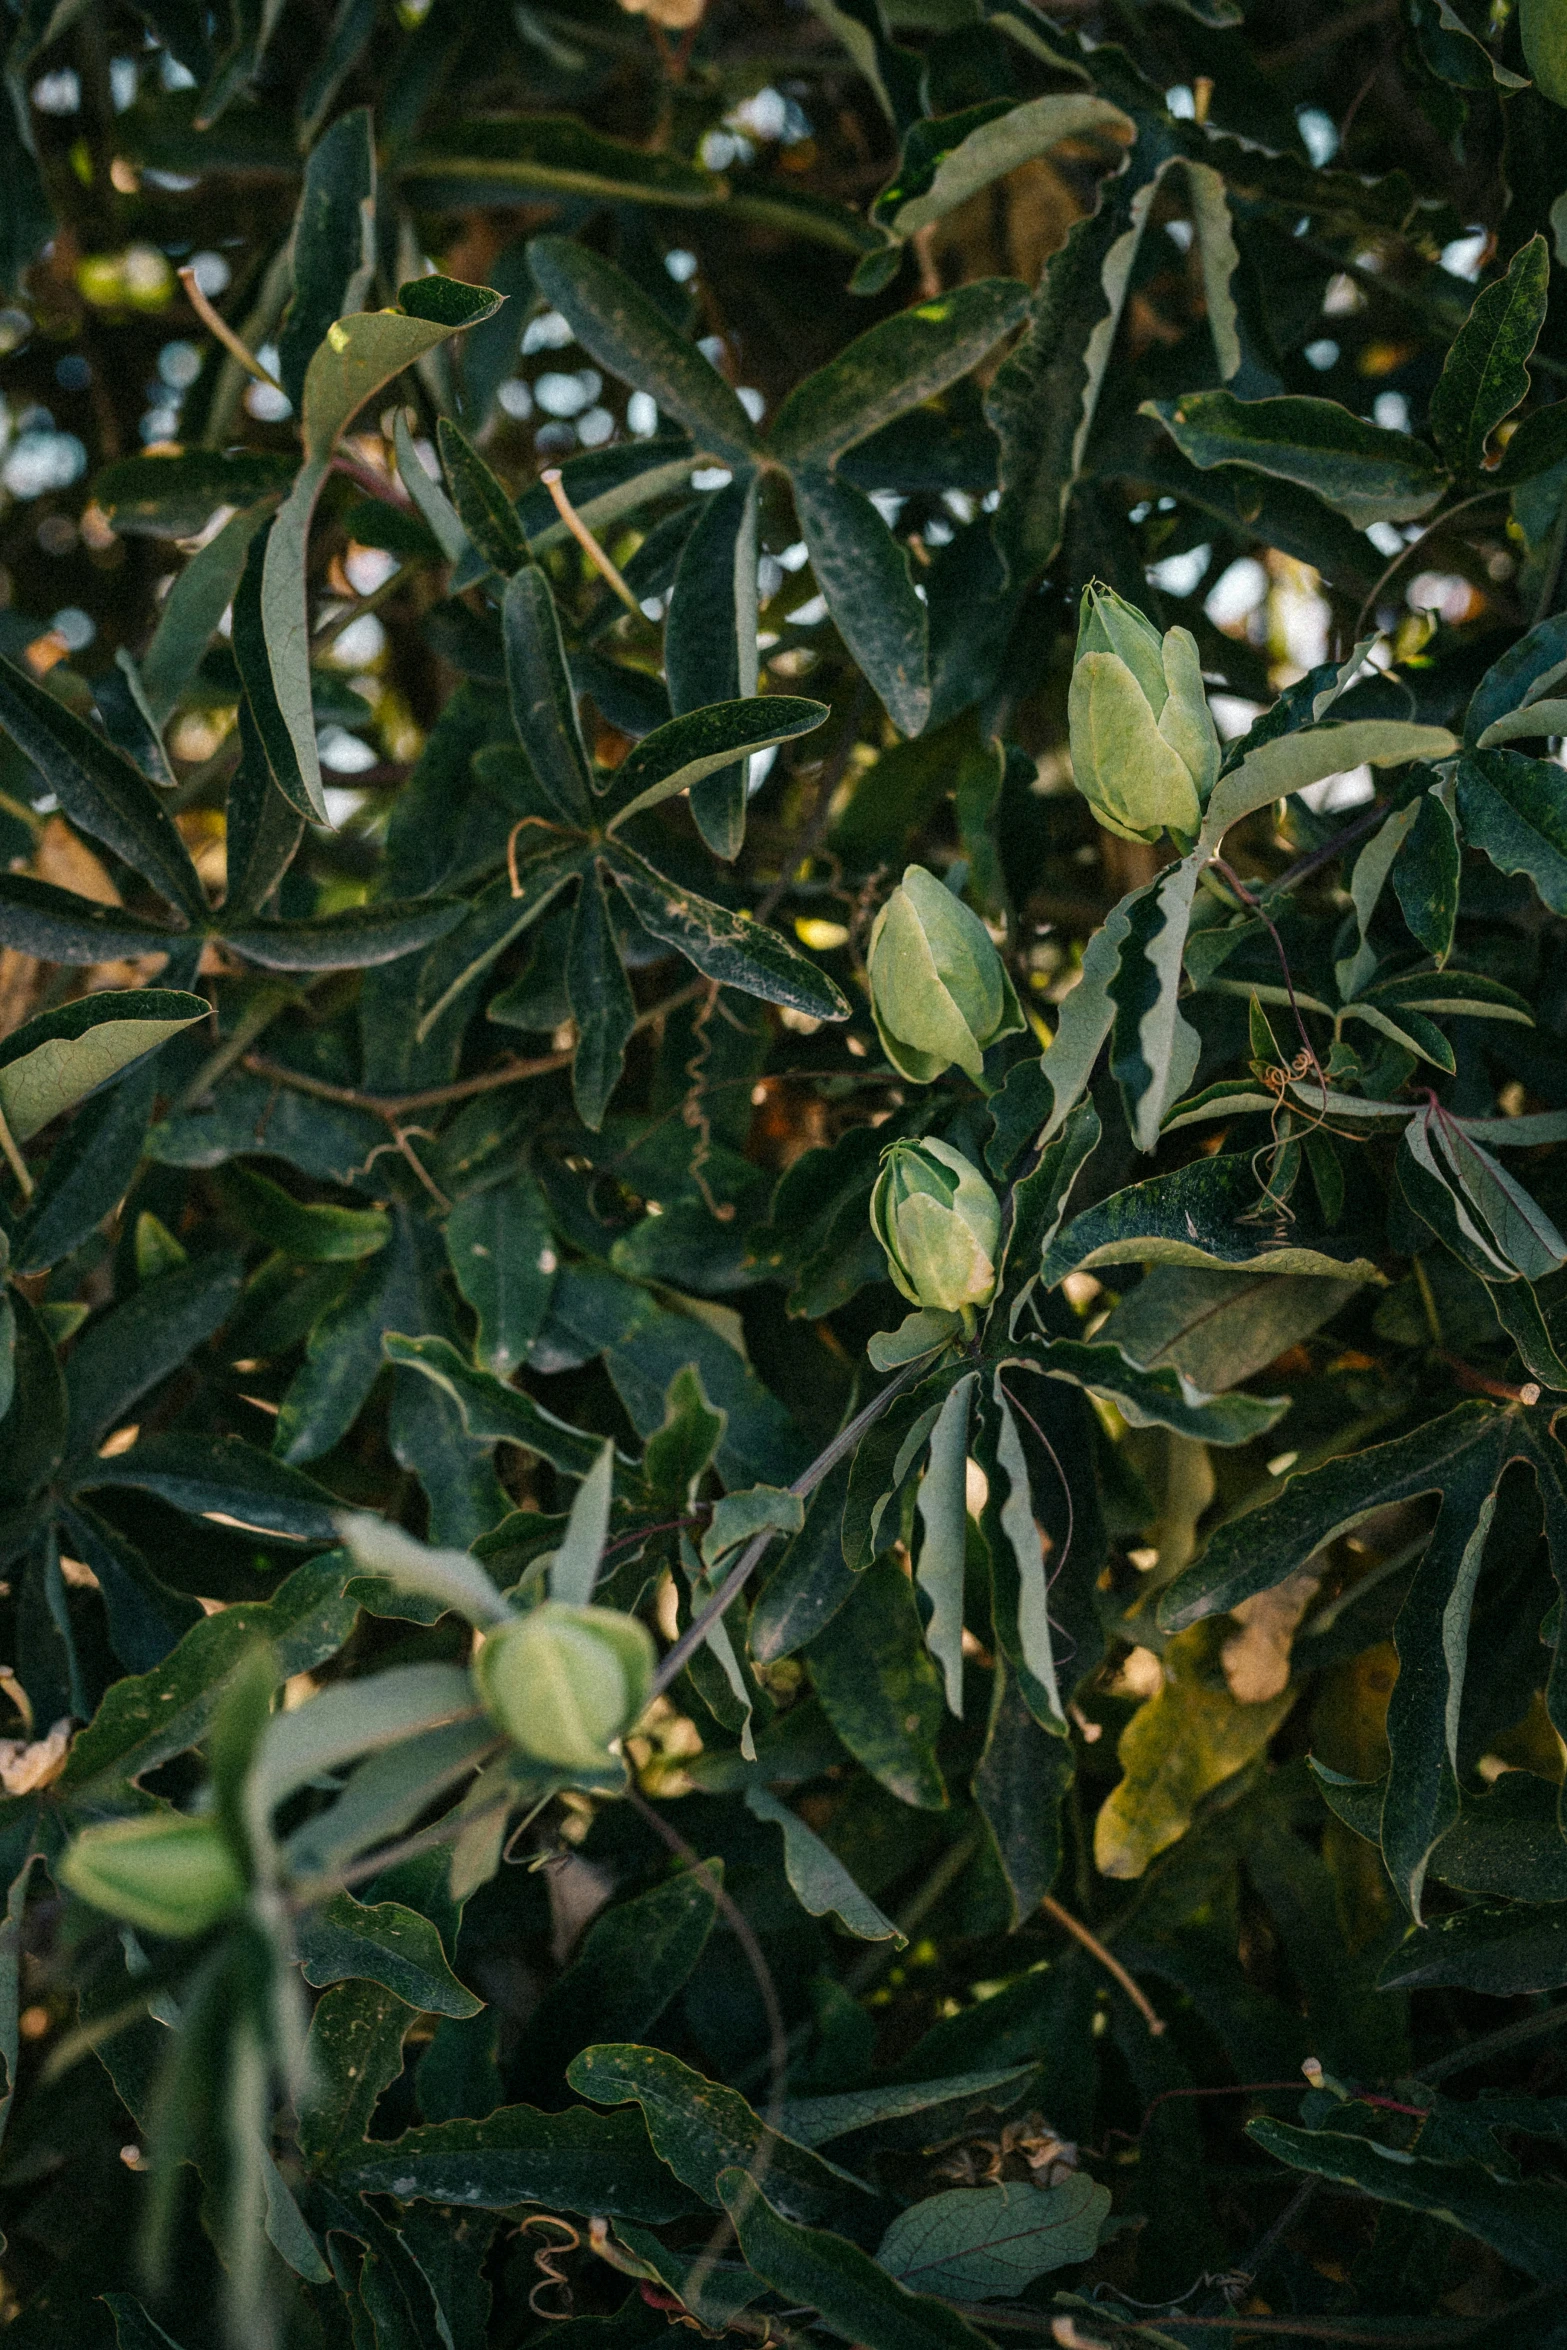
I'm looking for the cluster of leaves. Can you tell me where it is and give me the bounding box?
[2,0,1567,2345]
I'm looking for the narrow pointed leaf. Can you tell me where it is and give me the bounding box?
[605,840,849,1019]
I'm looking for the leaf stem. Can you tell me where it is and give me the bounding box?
[179,267,283,390]
[1039,1892,1165,2034]
[539,468,644,619]
[0,1103,35,1198]
[1351,489,1507,640]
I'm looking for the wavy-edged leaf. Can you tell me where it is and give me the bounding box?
[93,449,295,538]
[1430,233,1549,479]
[381,1332,616,1480]
[260,279,502,823]
[1107,849,1203,1153]
[142,499,274,724]
[1456,748,1567,911]
[567,861,636,1133]
[1247,2119,1567,2281]
[276,106,377,413]
[605,839,849,1019]
[296,1891,481,2016]
[1203,720,1459,840]
[402,115,719,217]
[791,465,929,737]
[333,1509,510,1627]
[745,1783,904,1940]
[716,2169,990,2350]
[1144,390,1448,526]
[0,654,205,919]
[528,234,757,464]
[222,897,464,970]
[916,1371,976,1718]
[767,279,1029,468]
[1043,1149,1384,1286]
[873,95,1132,239]
[1037,1336,1289,1446]
[804,1554,947,1809]
[342,2101,697,2221]
[0,988,208,1146]
[567,2044,871,2224]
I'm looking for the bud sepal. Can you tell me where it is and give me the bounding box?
[1067,583,1219,845]
[870,1137,1001,1321]
[473,1600,656,1776]
[866,864,1024,1084]
[59,1811,248,1940]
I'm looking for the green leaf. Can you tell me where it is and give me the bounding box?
[215,1164,389,1263]
[103,2298,188,2350]
[247,1661,481,1847]
[1247,2119,1567,2282]
[58,1552,367,1801]
[988,1375,1062,1719]
[527,235,757,464]
[92,449,295,538]
[1095,1266,1361,1393]
[664,475,762,859]
[222,897,464,970]
[1466,609,1567,744]
[789,466,930,738]
[716,2169,991,2350]
[380,1332,615,1479]
[767,280,1028,468]
[74,1431,340,1540]
[972,1654,1074,1921]
[916,1371,977,1717]
[1430,234,1549,478]
[1042,1150,1384,1286]
[444,1175,555,1376]
[1094,1620,1293,1879]
[744,1782,905,1941]
[276,107,376,413]
[515,1867,720,2077]
[402,117,721,218]
[1456,749,1567,912]
[567,2044,873,2223]
[872,96,1131,239]
[0,873,183,965]
[297,1981,413,2172]
[297,1893,482,2017]
[1392,782,1461,962]
[1159,1399,1504,1631]
[1144,390,1448,527]
[502,566,594,825]
[550,1438,615,1605]
[141,499,274,725]
[567,862,636,1132]
[0,655,205,920]
[343,2102,697,2221]
[877,2175,1110,2298]
[779,2066,1035,2149]
[1203,720,1459,840]
[333,1511,510,1627]
[1038,1336,1289,1446]
[1107,851,1204,1153]
[1378,1900,1567,1995]
[605,840,850,1020]
[64,1251,242,1462]
[259,279,501,824]
[805,1556,947,1809]
[605,696,827,831]
[436,419,530,577]
[286,1718,501,1883]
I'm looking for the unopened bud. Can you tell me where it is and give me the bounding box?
[1067,582,1218,844]
[871,1136,1000,1316]
[474,1601,656,1773]
[59,1813,246,1939]
[866,865,1024,1083]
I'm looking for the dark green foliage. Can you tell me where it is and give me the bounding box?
[0,4,1564,2345]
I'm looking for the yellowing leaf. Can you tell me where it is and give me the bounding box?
[1094,1620,1293,1879]
[0,988,209,1144]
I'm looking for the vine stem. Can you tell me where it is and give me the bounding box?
[1351,488,1507,640]
[539,468,644,618]
[179,266,281,388]
[1039,1894,1165,2035]
[0,1103,35,1198]
[648,1362,925,1698]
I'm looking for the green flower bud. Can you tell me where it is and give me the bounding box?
[1067,582,1219,844]
[59,1813,246,1940]
[473,1601,656,1773]
[866,865,1025,1083]
[870,1136,1000,1316]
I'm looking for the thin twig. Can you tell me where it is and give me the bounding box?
[648,1364,924,1697]
[540,469,643,618]
[1421,2000,1567,2084]
[0,1103,35,1198]
[179,267,282,389]
[1352,489,1507,639]
[1040,1893,1165,2035]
